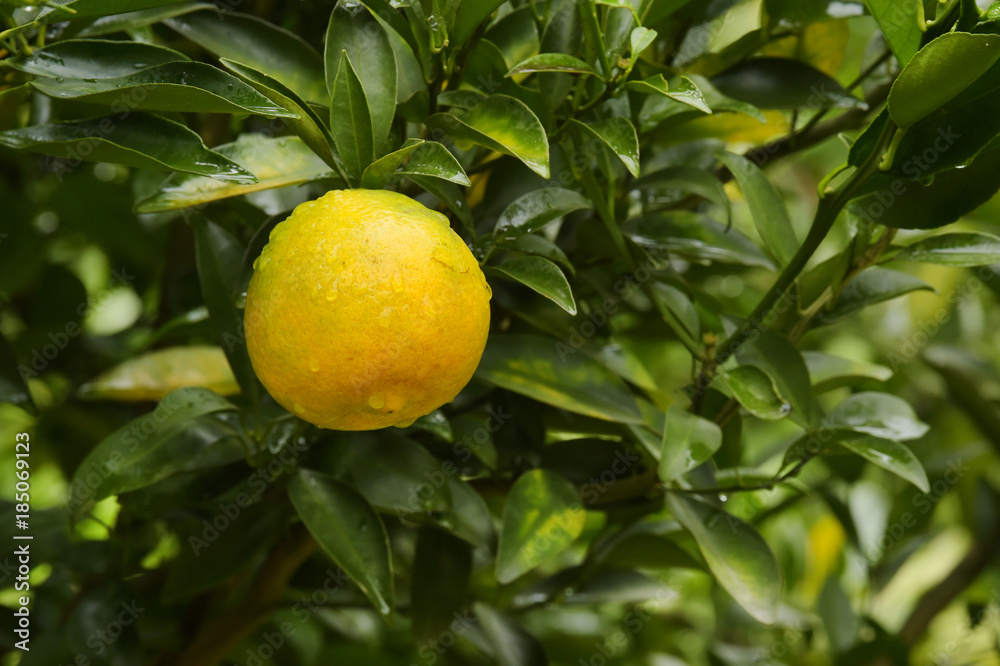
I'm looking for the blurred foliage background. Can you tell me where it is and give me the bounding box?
[2,0,1000,665]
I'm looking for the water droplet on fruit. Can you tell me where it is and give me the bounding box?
[309,360,320,373]
[294,403,306,414]
[368,395,385,409]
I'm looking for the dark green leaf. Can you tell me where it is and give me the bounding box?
[764,0,864,24]
[0,332,34,413]
[496,469,586,583]
[77,3,206,37]
[721,365,791,420]
[894,231,1000,266]
[406,176,474,229]
[454,0,506,43]
[826,391,929,442]
[818,267,934,324]
[165,8,328,104]
[324,3,397,147]
[507,53,597,76]
[31,62,295,117]
[288,470,394,616]
[69,388,238,515]
[426,94,550,177]
[716,151,798,266]
[474,604,548,666]
[486,256,577,314]
[711,58,865,110]
[736,329,820,428]
[666,494,781,624]
[503,234,574,273]
[330,52,375,181]
[848,107,889,167]
[635,166,731,223]
[0,114,254,182]
[659,405,722,481]
[803,351,893,392]
[569,117,640,177]
[568,569,669,604]
[623,213,775,269]
[136,136,338,213]
[865,0,923,66]
[888,32,1000,129]
[493,187,591,240]
[476,334,644,423]
[837,435,930,492]
[648,282,701,348]
[361,138,469,189]
[8,39,188,78]
[411,528,472,644]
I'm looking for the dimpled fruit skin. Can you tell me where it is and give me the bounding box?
[244,189,491,430]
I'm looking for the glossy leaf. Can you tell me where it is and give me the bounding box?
[426,95,550,177]
[803,351,893,392]
[454,0,507,43]
[648,282,701,347]
[736,329,820,429]
[407,176,474,228]
[722,365,791,420]
[666,494,781,624]
[623,213,775,269]
[493,187,592,240]
[361,138,470,189]
[764,0,864,24]
[330,52,375,181]
[136,135,338,213]
[635,166,732,223]
[825,391,930,442]
[31,62,295,117]
[69,387,238,515]
[627,74,713,114]
[78,346,239,401]
[888,32,1000,129]
[711,58,864,110]
[630,26,658,56]
[325,3,397,147]
[288,470,394,616]
[659,405,722,481]
[865,0,922,66]
[8,39,188,78]
[496,469,586,583]
[486,256,577,314]
[837,435,930,492]
[504,234,574,273]
[475,334,644,423]
[77,4,207,37]
[411,528,472,644]
[568,569,669,604]
[165,8,328,104]
[0,114,254,183]
[474,604,548,666]
[0,332,34,413]
[818,267,934,324]
[716,151,798,266]
[570,117,640,177]
[894,231,1000,266]
[507,53,597,76]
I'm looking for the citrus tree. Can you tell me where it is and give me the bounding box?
[3,0,1000,664]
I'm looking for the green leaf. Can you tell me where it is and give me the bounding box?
[76,4,206,37]
[648,282,701,348]
[888,32,1000,129]
[324,3,397,147]
[493,187,592,240]
[818,267,934,324]
[894,231,1000,266]
[8,39,189,78]
[736,329,820,429]
[69,387,238,515]
[626,74,713,114]
[78,346,239,401]
[445,476,497,549]
[288,470,394,616]
[503,234,574,274]
[0,114,254,183]
[33,0,199,22]
[486,256,577,314]
[622,213,775,269]
[635,166,732,223]
[407,176,474,229]
[192,217,259,400]
[496,469,586,583]
[411,528,472,644]
[763,0,865,24]
[475,334,644,423]
[837,435,930,492]
[31,62,295,117]
[802,351,893,392]
[659,405,722,481]
[165,8,328,104]
[220,58,342,175]
[716,151,798,267]
[721,365,791,420]
[0,332,34,414]
[454,0,506,43]
[865,0,922,66]
[426,94,550,177]
[330,52,375,181]
[630,26,658,56]
[852,148,1000,230]
[569,117,640,177]
[568,569,669,604]
[507,53,598,76]
[825,391,929,442]
[474,604,548,666]
[711,58,865,109]
[360,138,470,189]
[666,494,781,624]
[135,135,338,213]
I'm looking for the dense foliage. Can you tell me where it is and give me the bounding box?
[2,0,1000,664]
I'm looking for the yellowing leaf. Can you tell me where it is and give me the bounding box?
[80,346,239,401]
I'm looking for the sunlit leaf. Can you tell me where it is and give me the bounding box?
[507,53,597,76]
[659,405,722,481]
[486,256,577,314]
[493,187,592,240]
[825,391,929,442]
[894,231,1000,267]
[570,117,640,177]
[837,435,930,492]
[361,138,469,189]
[330,52,375,181]
[79,346,239,401]
[721,365,791,420]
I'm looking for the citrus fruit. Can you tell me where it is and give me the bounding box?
[244,189,491,430]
